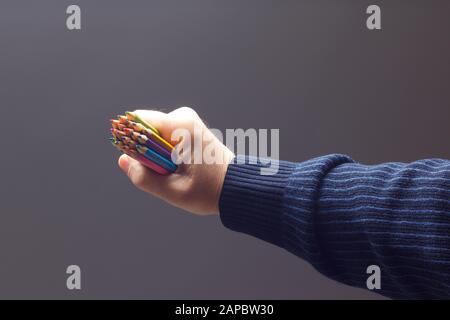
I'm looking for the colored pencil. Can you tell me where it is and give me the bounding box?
[125,111,160,135]
[109,112,177,175]
[135,144,177,173]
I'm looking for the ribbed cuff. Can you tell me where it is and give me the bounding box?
[218,155,296,247]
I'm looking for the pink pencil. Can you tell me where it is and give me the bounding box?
[135,154,170,175]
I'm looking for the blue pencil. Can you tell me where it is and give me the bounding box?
[135,144,178,173]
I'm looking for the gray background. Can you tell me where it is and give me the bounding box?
[0,0,449,299]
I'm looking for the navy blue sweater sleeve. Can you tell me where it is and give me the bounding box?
[219,154,450,299]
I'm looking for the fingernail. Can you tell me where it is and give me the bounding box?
[118,154,130,173]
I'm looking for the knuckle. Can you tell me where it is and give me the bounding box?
[171,179,194,202]
[128,165,146,188]
[177,106,198,118]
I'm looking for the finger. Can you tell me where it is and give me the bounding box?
[118,154,171,199]
[133,110,172,141]
[168,106,203,129]
[168,106,198,118]
[134,108,199,147]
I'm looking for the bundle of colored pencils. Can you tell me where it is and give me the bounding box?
[110,111,177,175]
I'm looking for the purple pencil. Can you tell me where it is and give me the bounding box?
[134,132,172,160]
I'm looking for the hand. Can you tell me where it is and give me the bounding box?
[117,107,235,215]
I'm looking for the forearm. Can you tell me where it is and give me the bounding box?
[219,154,450,299]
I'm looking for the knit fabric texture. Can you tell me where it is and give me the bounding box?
[219,154,450,299]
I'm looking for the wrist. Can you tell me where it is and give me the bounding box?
[212,149,235,214]
[218,155,296,247]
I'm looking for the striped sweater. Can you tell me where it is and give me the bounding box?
[219,154,450,299]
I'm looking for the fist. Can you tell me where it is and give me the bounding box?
[117,107,234,215]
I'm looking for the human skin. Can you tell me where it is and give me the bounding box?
[118,107,235,215]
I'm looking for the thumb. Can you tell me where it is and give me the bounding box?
[118,154,172,199]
